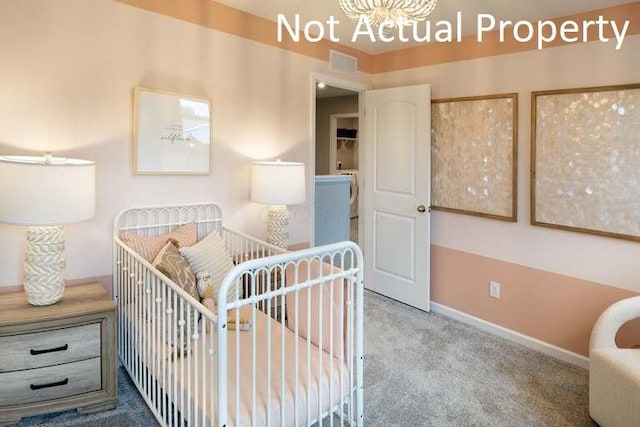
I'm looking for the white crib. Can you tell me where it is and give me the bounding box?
[112,202,364,427]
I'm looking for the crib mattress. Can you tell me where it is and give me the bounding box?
[126,306,350,427]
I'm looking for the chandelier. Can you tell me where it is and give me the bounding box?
[338,0,438,27]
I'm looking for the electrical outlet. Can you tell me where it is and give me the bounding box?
[490,281,501,299]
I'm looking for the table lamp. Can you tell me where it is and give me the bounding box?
[0,154,95,306]
[251,160,305,249]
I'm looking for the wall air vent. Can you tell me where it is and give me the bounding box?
[329,50,358,74]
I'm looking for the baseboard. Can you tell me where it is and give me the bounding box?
[431,302,590,370]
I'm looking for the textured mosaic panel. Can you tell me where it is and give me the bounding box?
[533,85,640,240]
[432,95,517,220]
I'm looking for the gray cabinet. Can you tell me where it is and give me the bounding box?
[315,175,351,246]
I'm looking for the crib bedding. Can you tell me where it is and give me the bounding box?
[125,304,350,427]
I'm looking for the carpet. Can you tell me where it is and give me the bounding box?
[364,291,595,426]
[16,291,594,426]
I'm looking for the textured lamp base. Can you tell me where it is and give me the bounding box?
[267,205,289,249]
[23,225,66,306]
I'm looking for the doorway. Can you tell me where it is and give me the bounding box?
[310,75,432,312]
[314,81,361,245]
[330,113,359,243]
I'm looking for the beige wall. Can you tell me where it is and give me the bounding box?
[315,95,359,175]
[0,0,368,287]
[373,36,640,354]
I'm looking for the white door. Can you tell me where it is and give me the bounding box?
[362,85,431,311]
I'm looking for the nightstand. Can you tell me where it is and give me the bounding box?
[0,283,117,426]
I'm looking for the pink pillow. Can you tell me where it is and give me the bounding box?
[121,222,197,262]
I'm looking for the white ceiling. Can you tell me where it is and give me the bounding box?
[215,0,634,53]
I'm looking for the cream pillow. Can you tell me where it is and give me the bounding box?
[179,231,237,303]
[121,222,197,262]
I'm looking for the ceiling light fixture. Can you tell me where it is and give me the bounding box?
[338,0,438,27]
[318,82,327,89]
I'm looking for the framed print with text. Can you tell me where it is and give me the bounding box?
[133,87,211,175]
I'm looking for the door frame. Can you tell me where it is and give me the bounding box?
[309,72,368,247]
[329,112,359,175]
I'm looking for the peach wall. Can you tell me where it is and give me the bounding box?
[371,2,640,73]
[0,0,368,288]
[116,0,640,76]
[373,35,640,355]
[432,245,639,356]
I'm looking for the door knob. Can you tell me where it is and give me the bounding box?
[417,205,427,213]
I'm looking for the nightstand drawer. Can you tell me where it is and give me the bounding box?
[0,357,101,406]
[0,323,100,372]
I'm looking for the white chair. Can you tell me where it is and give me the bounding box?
[590,296,640,427]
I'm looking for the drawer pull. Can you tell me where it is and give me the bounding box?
[30,378,69,390]
[30,344,68,355]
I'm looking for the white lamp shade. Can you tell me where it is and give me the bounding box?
[251,161,306,205]
[0,155,95,226]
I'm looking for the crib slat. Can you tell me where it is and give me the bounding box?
[266,269,272,427]
[306,261,312,427]
[318,256,325,426]
[235,296,241,427]
[180,296,186,427]
[280,265,286,427]
[329,254,335,427]
[151,273,157,415]
[162,282,168,424]
[135,262,141,394]
[349,271,355,422]
[144,270,150,412]
[128,253,134,387]
[213,317,218,427]
[293,262,300,427]
[339,259,346,427]
[201,313,206,427]
[356,261,365,427]
[193,305,199,427]
[172,290,178,427]
[251,274,257,427]
[187,305,192,425]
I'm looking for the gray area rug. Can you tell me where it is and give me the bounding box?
[17,291,594,426]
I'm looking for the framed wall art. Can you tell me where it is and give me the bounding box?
[531,83,640,241]
[431,93,518,221]
[133,87,211,175]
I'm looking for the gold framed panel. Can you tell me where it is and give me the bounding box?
[132,87,211,175]
[531,83,640,241]
[431,93,518,222]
